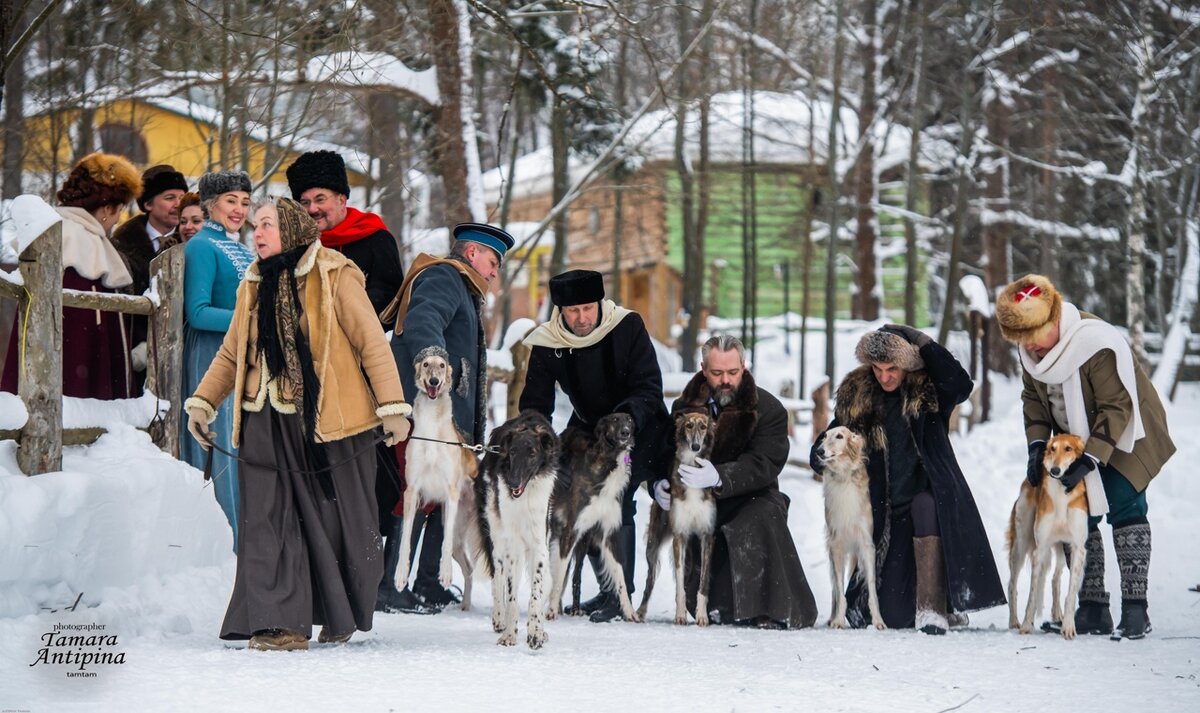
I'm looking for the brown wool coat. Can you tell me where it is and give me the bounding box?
[1020,313,1175,491]
[187,241,407,446]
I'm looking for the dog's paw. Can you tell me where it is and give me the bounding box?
[627,610,644,624]
[527,628,547,650]
[439,568,453,589]
[673,614,689,626]
[1061,624,1077,640]
[565,605,584,617]
[873,620,887,631]
[1008,618,1020,630]
[497,630,518,647]
[1018,623,1033,635]
[491,612,505,633]
[696,613,710,627]
[828,617,847,629]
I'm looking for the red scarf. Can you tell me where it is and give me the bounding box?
[320,207,389,249]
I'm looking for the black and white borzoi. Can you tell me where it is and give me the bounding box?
[638,411,718,626]
[394,347,478,610]
[476,410,560,648]
[816,426,885,630]
[547,412,641,623]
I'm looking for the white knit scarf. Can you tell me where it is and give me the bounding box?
[1019,302,1145,515]
[523,299,632,350]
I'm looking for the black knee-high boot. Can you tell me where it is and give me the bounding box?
[1113,519,1152,639]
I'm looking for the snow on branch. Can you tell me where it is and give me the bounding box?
[980,209,1120,242]
[304,52,440,106]
[970,30,1032,69]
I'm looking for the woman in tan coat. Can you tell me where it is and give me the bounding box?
[184,196,411,651]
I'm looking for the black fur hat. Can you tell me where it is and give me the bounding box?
[549,269,605,307]
[855,330,924,371]
[138,165,188,211]
[286,150,350,200]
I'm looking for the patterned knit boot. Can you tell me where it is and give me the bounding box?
[1112,520,1152,640]
[1073,528,1114,636]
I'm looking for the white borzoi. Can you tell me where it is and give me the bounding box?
[817,425,885,630]
[638,411,718,626]
[547,412,640,622]
[476,410,560,648]
[1007,433,1089,639]
[394,347,478,610]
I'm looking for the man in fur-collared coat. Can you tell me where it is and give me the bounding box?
[665,335,818,629]
[811,325,1005,633]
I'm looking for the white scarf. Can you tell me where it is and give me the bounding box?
[1019,302,1145,516]
[523,299,632,350]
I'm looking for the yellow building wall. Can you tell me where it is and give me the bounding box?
[20,99,368,186]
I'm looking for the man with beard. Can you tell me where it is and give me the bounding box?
[286,150,404,322]
[520,269,673,622]
[664,335,818,629]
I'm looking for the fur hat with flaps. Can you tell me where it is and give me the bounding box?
[855,329,925,371]
[996,274,1062,344]
[198,170,252,202]
[56,152,142,212]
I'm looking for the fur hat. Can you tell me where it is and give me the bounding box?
[996,274,1062,344]
[137,164,188,211]
[549,269,605,307]
[198,170,252,203]
[855,330,925,371]
[286,150,350,199]
[56,152,142,212]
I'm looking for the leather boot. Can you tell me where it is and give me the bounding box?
[589,524,637,623]
[375,515,435,615]
[914,536,948,635]
[1113,521,1152,640]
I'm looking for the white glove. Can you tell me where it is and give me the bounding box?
[130,341,148,372]
[653,479,672,511]
[186,406,215,451]
[678,457,720,489]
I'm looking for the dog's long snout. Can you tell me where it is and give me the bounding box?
[1050,466,1061,476]
[817,447,826,459]
[690,442,701,453]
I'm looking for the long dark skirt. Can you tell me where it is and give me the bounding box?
[219,409,383,641]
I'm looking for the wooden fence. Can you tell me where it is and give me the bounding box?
[0,221,184,475]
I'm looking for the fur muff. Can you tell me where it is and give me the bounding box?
[996,274,1063,344]
[855,330,924,371]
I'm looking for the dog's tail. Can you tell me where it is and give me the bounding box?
[1005,502,1016,552]
[474,474,496,580]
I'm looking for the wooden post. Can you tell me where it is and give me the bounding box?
[145,246,185,457]
[980,316,991,423]
[811,378,830,445]
[506,331,534,420]
[17,223,63,475]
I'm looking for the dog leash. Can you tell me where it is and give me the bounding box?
[406,434,501,455]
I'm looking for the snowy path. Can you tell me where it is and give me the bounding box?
[3,384,1199,712]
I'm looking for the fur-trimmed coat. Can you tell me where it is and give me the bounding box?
[670,371,818,628]
[186,241,407,447]
[812,340,1005,624]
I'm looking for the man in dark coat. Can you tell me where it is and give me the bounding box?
[665,335,818,629]
[812,325,1006,634]
[286,150,404,323]
[520,269,673,622]
[383,223,513,612]
[110,164,189,394]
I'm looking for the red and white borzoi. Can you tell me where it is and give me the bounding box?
[1007,433,1090,639]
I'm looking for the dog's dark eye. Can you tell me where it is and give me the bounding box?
[835,434,843,439]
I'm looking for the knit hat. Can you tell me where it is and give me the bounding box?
[452,222,516,262]
[56,152,142,212]
[996,274,1063,344]
[855,329,925,371]
[137,164,188,211]
[549,269,605,308]
[198,170,252,202]
[286,150,350,199]
[267,196,322,253]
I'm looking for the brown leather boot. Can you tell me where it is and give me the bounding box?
[248,629,310,651]
[914,536,948,635]
[318,627,353,644]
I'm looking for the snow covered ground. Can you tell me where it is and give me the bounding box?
[2,325,1199,712]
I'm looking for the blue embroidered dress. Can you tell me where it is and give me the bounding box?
[181,219,254,549]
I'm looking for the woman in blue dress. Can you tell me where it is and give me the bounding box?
[181,170,255,549]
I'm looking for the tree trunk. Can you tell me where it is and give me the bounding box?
[429,0,480,227]
[367,91,406,238]
[1037,0,1060,280]
[548,96,569,277]
[937,78,975,346]
[853,0,879,321]
[825,0,845,386]
[981,17,1016,375]
[676,3,698,369]
[1125,11,1155,367]
[903,0,926,326]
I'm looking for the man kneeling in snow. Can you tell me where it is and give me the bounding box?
[660,335,818,629]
